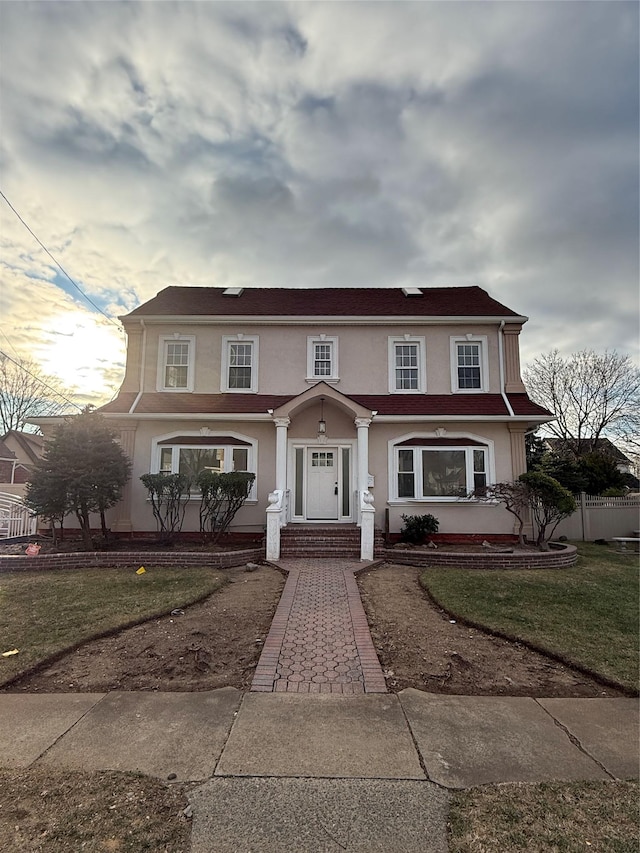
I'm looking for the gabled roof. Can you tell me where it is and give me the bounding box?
[543,436,633,463]
[124,286,526,321]
[98,391,551,421]
[1,430,45,464]
[0,439,17,461]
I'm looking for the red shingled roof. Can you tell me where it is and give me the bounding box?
[99,392,551,419]
[125,286,524,319]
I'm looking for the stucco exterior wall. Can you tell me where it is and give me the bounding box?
[118,419,277,534]
[128,321,504,397]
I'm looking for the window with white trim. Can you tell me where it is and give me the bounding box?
[307,336,339,381]
[450,336,488,392]
[155,435,256,495]
[158,335,195,391]
[388,336,426,393]
[221,336,259,392]
[394,440,488,499]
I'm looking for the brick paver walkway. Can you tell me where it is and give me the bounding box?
[251,560,387,694]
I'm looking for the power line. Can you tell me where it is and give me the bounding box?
[0,350,82,411]
[0,189,123,332]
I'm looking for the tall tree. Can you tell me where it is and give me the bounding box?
[524,349,640,454]
[26,409,131,548]
[0,354,76,433]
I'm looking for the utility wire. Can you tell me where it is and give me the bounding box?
[0,350,82,411]
[0,189,123,332]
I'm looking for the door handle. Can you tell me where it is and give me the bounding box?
[334,483,338,495]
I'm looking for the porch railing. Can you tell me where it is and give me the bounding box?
[266,489,290,561]
[265,488,376,561]
[0,492,37,539]
[359,490,376,560]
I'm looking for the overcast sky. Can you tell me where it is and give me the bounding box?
[1,1,638,408]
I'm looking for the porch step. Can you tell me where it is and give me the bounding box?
[279,526,386,559]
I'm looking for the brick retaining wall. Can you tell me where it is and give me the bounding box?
[0,547,264,573]
[386,543,578,569]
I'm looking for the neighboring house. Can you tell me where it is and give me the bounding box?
[33,286,553,557]
[0,431,45,496]
[542,437,635,475]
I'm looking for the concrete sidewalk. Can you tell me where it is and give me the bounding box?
[1,688,637,851]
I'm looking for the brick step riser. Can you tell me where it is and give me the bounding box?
[279,548,385,556]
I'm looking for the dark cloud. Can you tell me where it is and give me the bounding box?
[0,0,637,403]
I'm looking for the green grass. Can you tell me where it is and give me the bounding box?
[449,780,639,852]
[420,543,639,691]
[0,566,226,687]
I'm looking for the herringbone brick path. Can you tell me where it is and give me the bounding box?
[250,560,387,694]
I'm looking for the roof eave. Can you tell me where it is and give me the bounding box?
[120,313,529,326]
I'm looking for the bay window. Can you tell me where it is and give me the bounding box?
[155,435,256,495]
[394,440,488,500]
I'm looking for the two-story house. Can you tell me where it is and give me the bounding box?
[94,286,552,558]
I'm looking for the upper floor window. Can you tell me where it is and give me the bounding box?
[158,335,195,391]
[221,336,259,393]
[306,336,339,382]
[388,336,426,393]
[450,336,488,392]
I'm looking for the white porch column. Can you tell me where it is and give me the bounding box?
[355,417,372,496]
[274,417,290,492]
[355,417,374,560]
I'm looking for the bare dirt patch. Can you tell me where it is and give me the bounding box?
[357,562,624,697]
[2,560,624,697]
[5,565,285,693]
[0,768,191,853]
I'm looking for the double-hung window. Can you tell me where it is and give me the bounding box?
[306,336,339,382]
[450,336,488,392]
[394,439,488,500]
[158,335,195,391]
[389,336,426,393]
[222,336,259,392]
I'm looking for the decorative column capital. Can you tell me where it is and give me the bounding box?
[354,417,372,430]
[273,417,290,429]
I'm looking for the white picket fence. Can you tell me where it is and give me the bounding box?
[0,492,37,539]
[554,493,640,541]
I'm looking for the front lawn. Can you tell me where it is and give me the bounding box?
[449,779,639,852]
[420,543,639,692]
[0,567,226,687]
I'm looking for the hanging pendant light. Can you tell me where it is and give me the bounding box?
[318,397,326,436]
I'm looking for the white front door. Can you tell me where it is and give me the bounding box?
[306,448,339,520]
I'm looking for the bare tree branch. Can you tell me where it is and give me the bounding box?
[524,349,640,455]
[0,355,77,433]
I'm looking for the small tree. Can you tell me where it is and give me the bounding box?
[519,471,577,550]
[473,474,576,550]
[24,466,67,545]
[26,409,131,548]
[198,471,256,543]
[539,451,588,494]
[140,473,191,544]
[472,481,531,547]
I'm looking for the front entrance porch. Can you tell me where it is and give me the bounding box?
[266,383,377,561]
[279,525,386,559]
